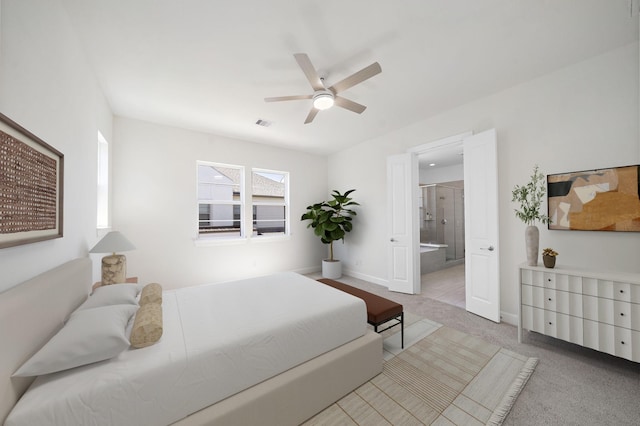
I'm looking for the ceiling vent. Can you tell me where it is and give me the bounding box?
[255,119,272,127]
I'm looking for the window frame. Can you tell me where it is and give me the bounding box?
[196,161,246,242]
[195,162,290,245]
[96,131,109,230]
[251,167,290,238]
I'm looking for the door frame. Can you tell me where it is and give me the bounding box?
[407,131,471,300]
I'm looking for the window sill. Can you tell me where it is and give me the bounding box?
[193,234,290,247]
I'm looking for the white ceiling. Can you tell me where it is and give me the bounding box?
[60,0,638,156]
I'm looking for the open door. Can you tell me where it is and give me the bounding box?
[463,129,500,322]
[387,153,420,294]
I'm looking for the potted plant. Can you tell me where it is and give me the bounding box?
[301,189,359,279]
[512,165,551,266]
[542,248,558,269]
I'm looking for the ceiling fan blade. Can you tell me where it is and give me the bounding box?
[304,107,319,124]
[329,62,382,94]
[264,94,312,102]
[334,96,367,114]
[294,53,325,91]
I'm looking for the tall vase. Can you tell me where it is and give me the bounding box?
[525,225,539,266]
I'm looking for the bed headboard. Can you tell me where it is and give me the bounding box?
[0,258,91,423]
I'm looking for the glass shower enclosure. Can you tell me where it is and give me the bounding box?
[419,184,465,261]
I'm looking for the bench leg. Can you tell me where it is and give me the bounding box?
[401,312,404,349]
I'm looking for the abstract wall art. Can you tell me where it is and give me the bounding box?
[547,165,640,232]
[0,113,64,248]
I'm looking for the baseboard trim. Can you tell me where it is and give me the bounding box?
[342,269,388,287]
[293,266,321,275]
[500,311,518,326]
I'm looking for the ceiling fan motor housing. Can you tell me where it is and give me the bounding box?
[312,90,335,110]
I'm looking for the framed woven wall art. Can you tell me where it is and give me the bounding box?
[547,164,640,232]
[0,113,64,248]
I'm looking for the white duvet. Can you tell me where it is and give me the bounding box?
[5,272,366,426]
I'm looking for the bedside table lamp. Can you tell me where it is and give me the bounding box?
[89,231,136,285]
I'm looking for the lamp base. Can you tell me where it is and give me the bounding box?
[101,254,127,285]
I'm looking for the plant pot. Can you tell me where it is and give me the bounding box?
[525,225,539,266]
[543,255,556,269]
[322,259,342,279]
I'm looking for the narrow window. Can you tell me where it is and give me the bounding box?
[197,162,245,239]
[251,169,289,237]
[96,131,109,229]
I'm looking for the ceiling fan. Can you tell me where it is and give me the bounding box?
[265,53,382,124]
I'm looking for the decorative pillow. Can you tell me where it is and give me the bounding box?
[130,303,163,348]
[12,304,138,377]
[77,283,143,311]
[139,283,162,306]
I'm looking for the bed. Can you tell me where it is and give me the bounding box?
[0,258,383,425]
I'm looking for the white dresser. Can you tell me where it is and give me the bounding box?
[519,263,640,362]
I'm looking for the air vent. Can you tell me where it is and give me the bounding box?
[255,119,272,127]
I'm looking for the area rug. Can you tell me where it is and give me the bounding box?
[304,324,538,425]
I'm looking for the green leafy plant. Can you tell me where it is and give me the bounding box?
[301,189,359,261]
[512,164,551,226]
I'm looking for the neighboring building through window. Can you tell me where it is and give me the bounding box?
[96,131,109,229]
[252,169,289,236]
[197,162,244,238]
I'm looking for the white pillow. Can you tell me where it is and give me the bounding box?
[12,304,138,377]
[77,283,143,311]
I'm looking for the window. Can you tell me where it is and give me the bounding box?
[96,131,109,229]
[251,169,289,237]
[197,162,244,239]
[196,163,289,242]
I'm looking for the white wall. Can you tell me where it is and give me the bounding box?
[0,0,112,292]
[111,117,328,289]
[329,42,640,323]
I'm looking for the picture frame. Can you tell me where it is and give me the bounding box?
[0,112,64,248]
[547,164,640,232]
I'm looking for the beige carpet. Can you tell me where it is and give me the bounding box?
[304,324,538,425]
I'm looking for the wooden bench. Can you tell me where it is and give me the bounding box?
[317,278,404,348]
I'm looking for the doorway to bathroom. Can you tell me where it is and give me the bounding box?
[418,160,466,309]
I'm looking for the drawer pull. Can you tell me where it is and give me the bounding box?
[548,322,552,325]
[620,290,624,293]
[621,341,625,345]
[620,313,625,316]
[548,298,552,301]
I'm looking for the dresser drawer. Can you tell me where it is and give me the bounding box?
[522,284,544,308]
[583,294,614,325]
[522,305,582,345]
[546,288,583,318]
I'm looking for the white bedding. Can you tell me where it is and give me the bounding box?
[5,272,366,426]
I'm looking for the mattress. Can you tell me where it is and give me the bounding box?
[5,272,366,426]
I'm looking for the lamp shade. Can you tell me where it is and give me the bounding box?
[89,231,136,254]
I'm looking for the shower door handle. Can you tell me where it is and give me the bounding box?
[481,245,495,251]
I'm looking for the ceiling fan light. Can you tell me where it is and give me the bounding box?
[313,92,334,110]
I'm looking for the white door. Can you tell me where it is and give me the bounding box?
[387,153,420,294]
[463,129,500,322]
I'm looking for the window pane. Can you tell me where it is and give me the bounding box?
[252,169,288,237]
[198,204,241,237]
[96,131,109,228]
[198,166,240,201]
[253,205,286,234]
[197,161,244,240]
[252,171,285,202]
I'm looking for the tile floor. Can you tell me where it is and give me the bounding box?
[420,263,465,309]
